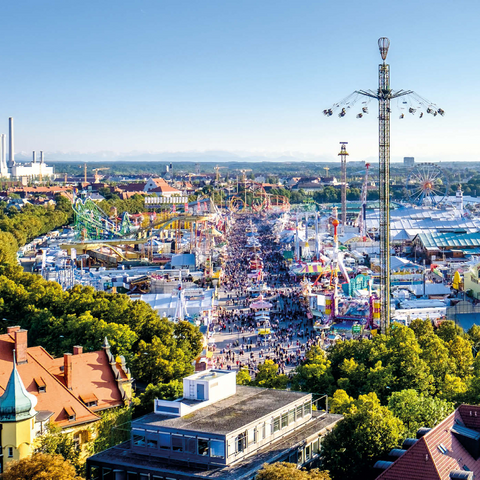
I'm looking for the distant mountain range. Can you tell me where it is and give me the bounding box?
[12,150,381,164]
[12,150,447,164]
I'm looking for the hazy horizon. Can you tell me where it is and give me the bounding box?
[2,1,479,160]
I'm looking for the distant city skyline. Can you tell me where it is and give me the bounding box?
[10,149,455,165]
[1,0,478,162]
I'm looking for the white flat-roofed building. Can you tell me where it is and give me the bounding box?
[86,369,342,480]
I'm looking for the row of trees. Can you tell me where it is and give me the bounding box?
[0,265,203,388]
[280,319,480,479]
[97,192,148,215]
[0,194,72,247]
[233,320,479,479]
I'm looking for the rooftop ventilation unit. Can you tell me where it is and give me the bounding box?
[373,461,394,471]
[402,438,418,449]
[416,427,432,439]
[449,471,473,480]
[451,424,480,460]
[388,449,407,458]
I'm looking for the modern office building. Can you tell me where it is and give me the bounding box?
[86,370,342,480]
[404,156,415,167]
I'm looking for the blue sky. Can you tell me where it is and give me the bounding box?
[1,0,478,162]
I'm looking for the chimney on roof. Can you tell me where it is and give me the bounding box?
[7,326,21,334]
[64,353,73,389]
[14,329,28,364]
[73,345,83,355]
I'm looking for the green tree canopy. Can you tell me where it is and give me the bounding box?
[252,360,288,389]
[1,453,82,480]
[0,266,203,387]
[291,346,334,394]
[256,462,331,480]
[387,389,454,437]
[0,231,18,265]
[236,367,252,385]
[34,423,82,476]
[321,393,405,480]
[133,380,183,418]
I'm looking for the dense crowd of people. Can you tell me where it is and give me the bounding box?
[213,215,321,378]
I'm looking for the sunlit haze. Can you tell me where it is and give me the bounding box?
[1,0,478,162]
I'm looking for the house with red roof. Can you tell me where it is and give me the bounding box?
[144,177,183,197]
[0,327,132,471]
[375,404,480,480]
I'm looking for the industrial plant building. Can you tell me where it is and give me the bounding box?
[0,117,54,180]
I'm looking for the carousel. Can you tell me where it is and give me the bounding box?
[250,295,273,335]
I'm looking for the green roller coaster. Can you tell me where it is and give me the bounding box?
[72,195,133,240]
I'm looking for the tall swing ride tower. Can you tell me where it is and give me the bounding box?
[324,38,444,334]
[338,142,348,236]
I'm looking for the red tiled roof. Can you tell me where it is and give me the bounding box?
[80,393,98,404]
[377,405,480,480]
[0,332,127,428]
[118,191,146,199]
[64,405,76,417]
[29,348,124,412]
[0,337,97,427]
[377,436,441,480]
[116,183,146,192]
[150,185,182,194]
[151,178,168,188]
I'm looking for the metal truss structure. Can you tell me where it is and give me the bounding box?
[324,38,444,334]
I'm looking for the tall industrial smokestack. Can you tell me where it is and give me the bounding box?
[32,151,36,164]
[8,117,14,168]
[40,151,44,163]
[1,134,5,172]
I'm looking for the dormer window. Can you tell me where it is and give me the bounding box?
[64,406,76,422]
[34,377,46,393]
[80,393,98,408]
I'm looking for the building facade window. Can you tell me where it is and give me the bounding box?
[304,401,312,415]
[210,440,225,458]
[198,438,209,456]
[297,448,304,464]
[147,437,158,449]
[281,413,288,429]
[236,432,247,453]
[133,434,145,447]
[8,447,13,458]
[159,433,170,450]
[273,416,280,432]
[185,436,196,454]
[172,435,183,452]
[305,444,311,461]
[247,428,255,445]
[297,405,304,419]
[288,409,295,424]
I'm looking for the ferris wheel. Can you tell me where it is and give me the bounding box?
[405,163,449,206]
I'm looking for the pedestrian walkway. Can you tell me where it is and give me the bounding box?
[211,215,321,379]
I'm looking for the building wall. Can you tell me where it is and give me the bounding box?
[464,267,480,299]
[10,164,55,178]
[132,396,312,467]
[87,414,336,480]
[1,417,36,471]
[225,396,312,463]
